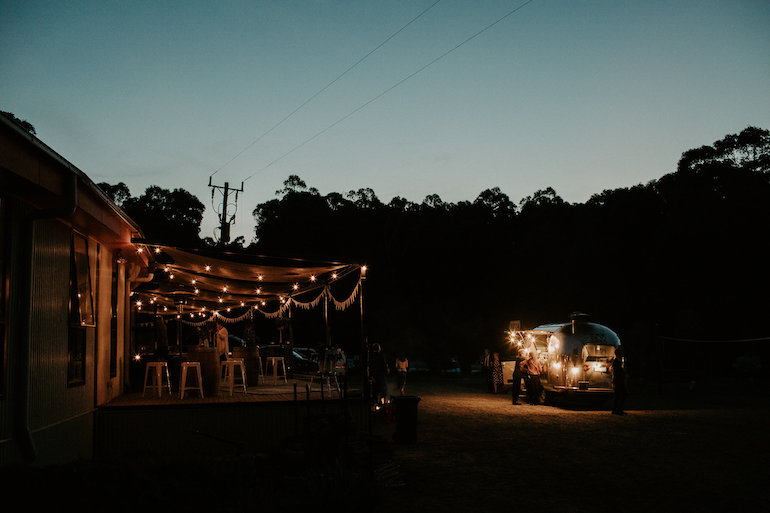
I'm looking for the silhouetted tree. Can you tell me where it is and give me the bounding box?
[122,186,205,248]
[97,181,132,207]
[1,110,36,135]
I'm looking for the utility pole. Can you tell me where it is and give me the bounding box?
[208,178,243,246]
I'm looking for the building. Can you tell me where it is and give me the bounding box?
[0,114,148,465]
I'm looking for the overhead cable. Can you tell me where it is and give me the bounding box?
[243,0,536,182]
[208,0,444,179]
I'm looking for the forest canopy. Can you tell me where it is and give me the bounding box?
[99,127,770,376]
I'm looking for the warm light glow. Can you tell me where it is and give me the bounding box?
[256,288,261,294]
[163,306,168,311]
[310,275,316,281]
[190,313,194,318]
[154,248,160,253]
[136,247,143,253]
[223,286,228,292]
[169,273,174,279]
[260,301,265,306]
[240,301,244,306]
[552,362,562,370]
[194,288,199,294]
[226,307,231,312]
[254,305,258,310]
[205,265,211,272]
[192,279,196,284]
[331,273,337,279]
[136,301,142,306]
[218,297,223,303]
[570,367,580,375]
[134,354,142,361]
[293,283,299,290]
[361,265,368,275]
[258,274,263,281]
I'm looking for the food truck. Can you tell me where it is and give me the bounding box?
[501,314,622,400]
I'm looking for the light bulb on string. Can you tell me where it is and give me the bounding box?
[258,274,263,281]
[205,265,211,272]
[310,275,316,282]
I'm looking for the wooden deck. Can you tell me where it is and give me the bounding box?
[106,377,357,407]
[97,376,369,461]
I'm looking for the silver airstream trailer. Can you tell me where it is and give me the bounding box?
[502,314,623,399]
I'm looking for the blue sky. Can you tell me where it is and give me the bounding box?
[2,0,768,241]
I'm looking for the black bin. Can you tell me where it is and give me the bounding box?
[392,395,421,443]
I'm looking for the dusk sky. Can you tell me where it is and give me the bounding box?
[2,0,768,241]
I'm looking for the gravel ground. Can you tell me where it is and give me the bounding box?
[370,375,769,513]
[2,375,767,512]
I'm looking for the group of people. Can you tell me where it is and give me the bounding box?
[482,348,543,404]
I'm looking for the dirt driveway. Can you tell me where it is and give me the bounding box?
[371,375,769,513]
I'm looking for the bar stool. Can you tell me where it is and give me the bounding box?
[264,356,287,383]
[143,361,172,397]
[220,358,247,396]
[180,361,204,399]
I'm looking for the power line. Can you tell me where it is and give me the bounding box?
[208,0,444,179]
[243,0,536,182]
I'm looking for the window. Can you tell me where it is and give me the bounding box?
[68,232,94,386]
[109,251,119,377]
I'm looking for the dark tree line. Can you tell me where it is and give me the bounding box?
[99,127,770,377]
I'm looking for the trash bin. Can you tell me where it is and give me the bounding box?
[392,395,421,443]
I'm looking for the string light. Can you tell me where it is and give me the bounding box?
[163,306,168,312]
[154,248,160,253]
[240,301,245,307]
[192,279,196,284]
[331,273,337,280]
[223,286,228,292]
[205,265,211,272]
[256,288,261,294]
[136,301,142,306]
[292,283,299,290]
[218,298,223,303]
[194,288,199,294]
[310,275,316,282]
[257,274,263,281]
[169,273,174,280]
[137,247,143,253]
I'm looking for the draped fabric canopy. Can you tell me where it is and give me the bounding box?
[131,243,362,318]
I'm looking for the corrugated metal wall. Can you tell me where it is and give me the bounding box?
[27,219,96,465]
[0,200,23,464]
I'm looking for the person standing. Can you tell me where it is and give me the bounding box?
[370,343,389,405]
[395,354,409,395]
[611,347,627,415]
[482,348,492,392]
[215,322,230,362]
[491,352,504,394]
[511,344,525,405]
[522,351,543,405]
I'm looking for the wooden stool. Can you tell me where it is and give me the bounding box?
[143,361,171,397]
[265,356,287,383]
[180,361,204,399]
[220,358,247,396]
